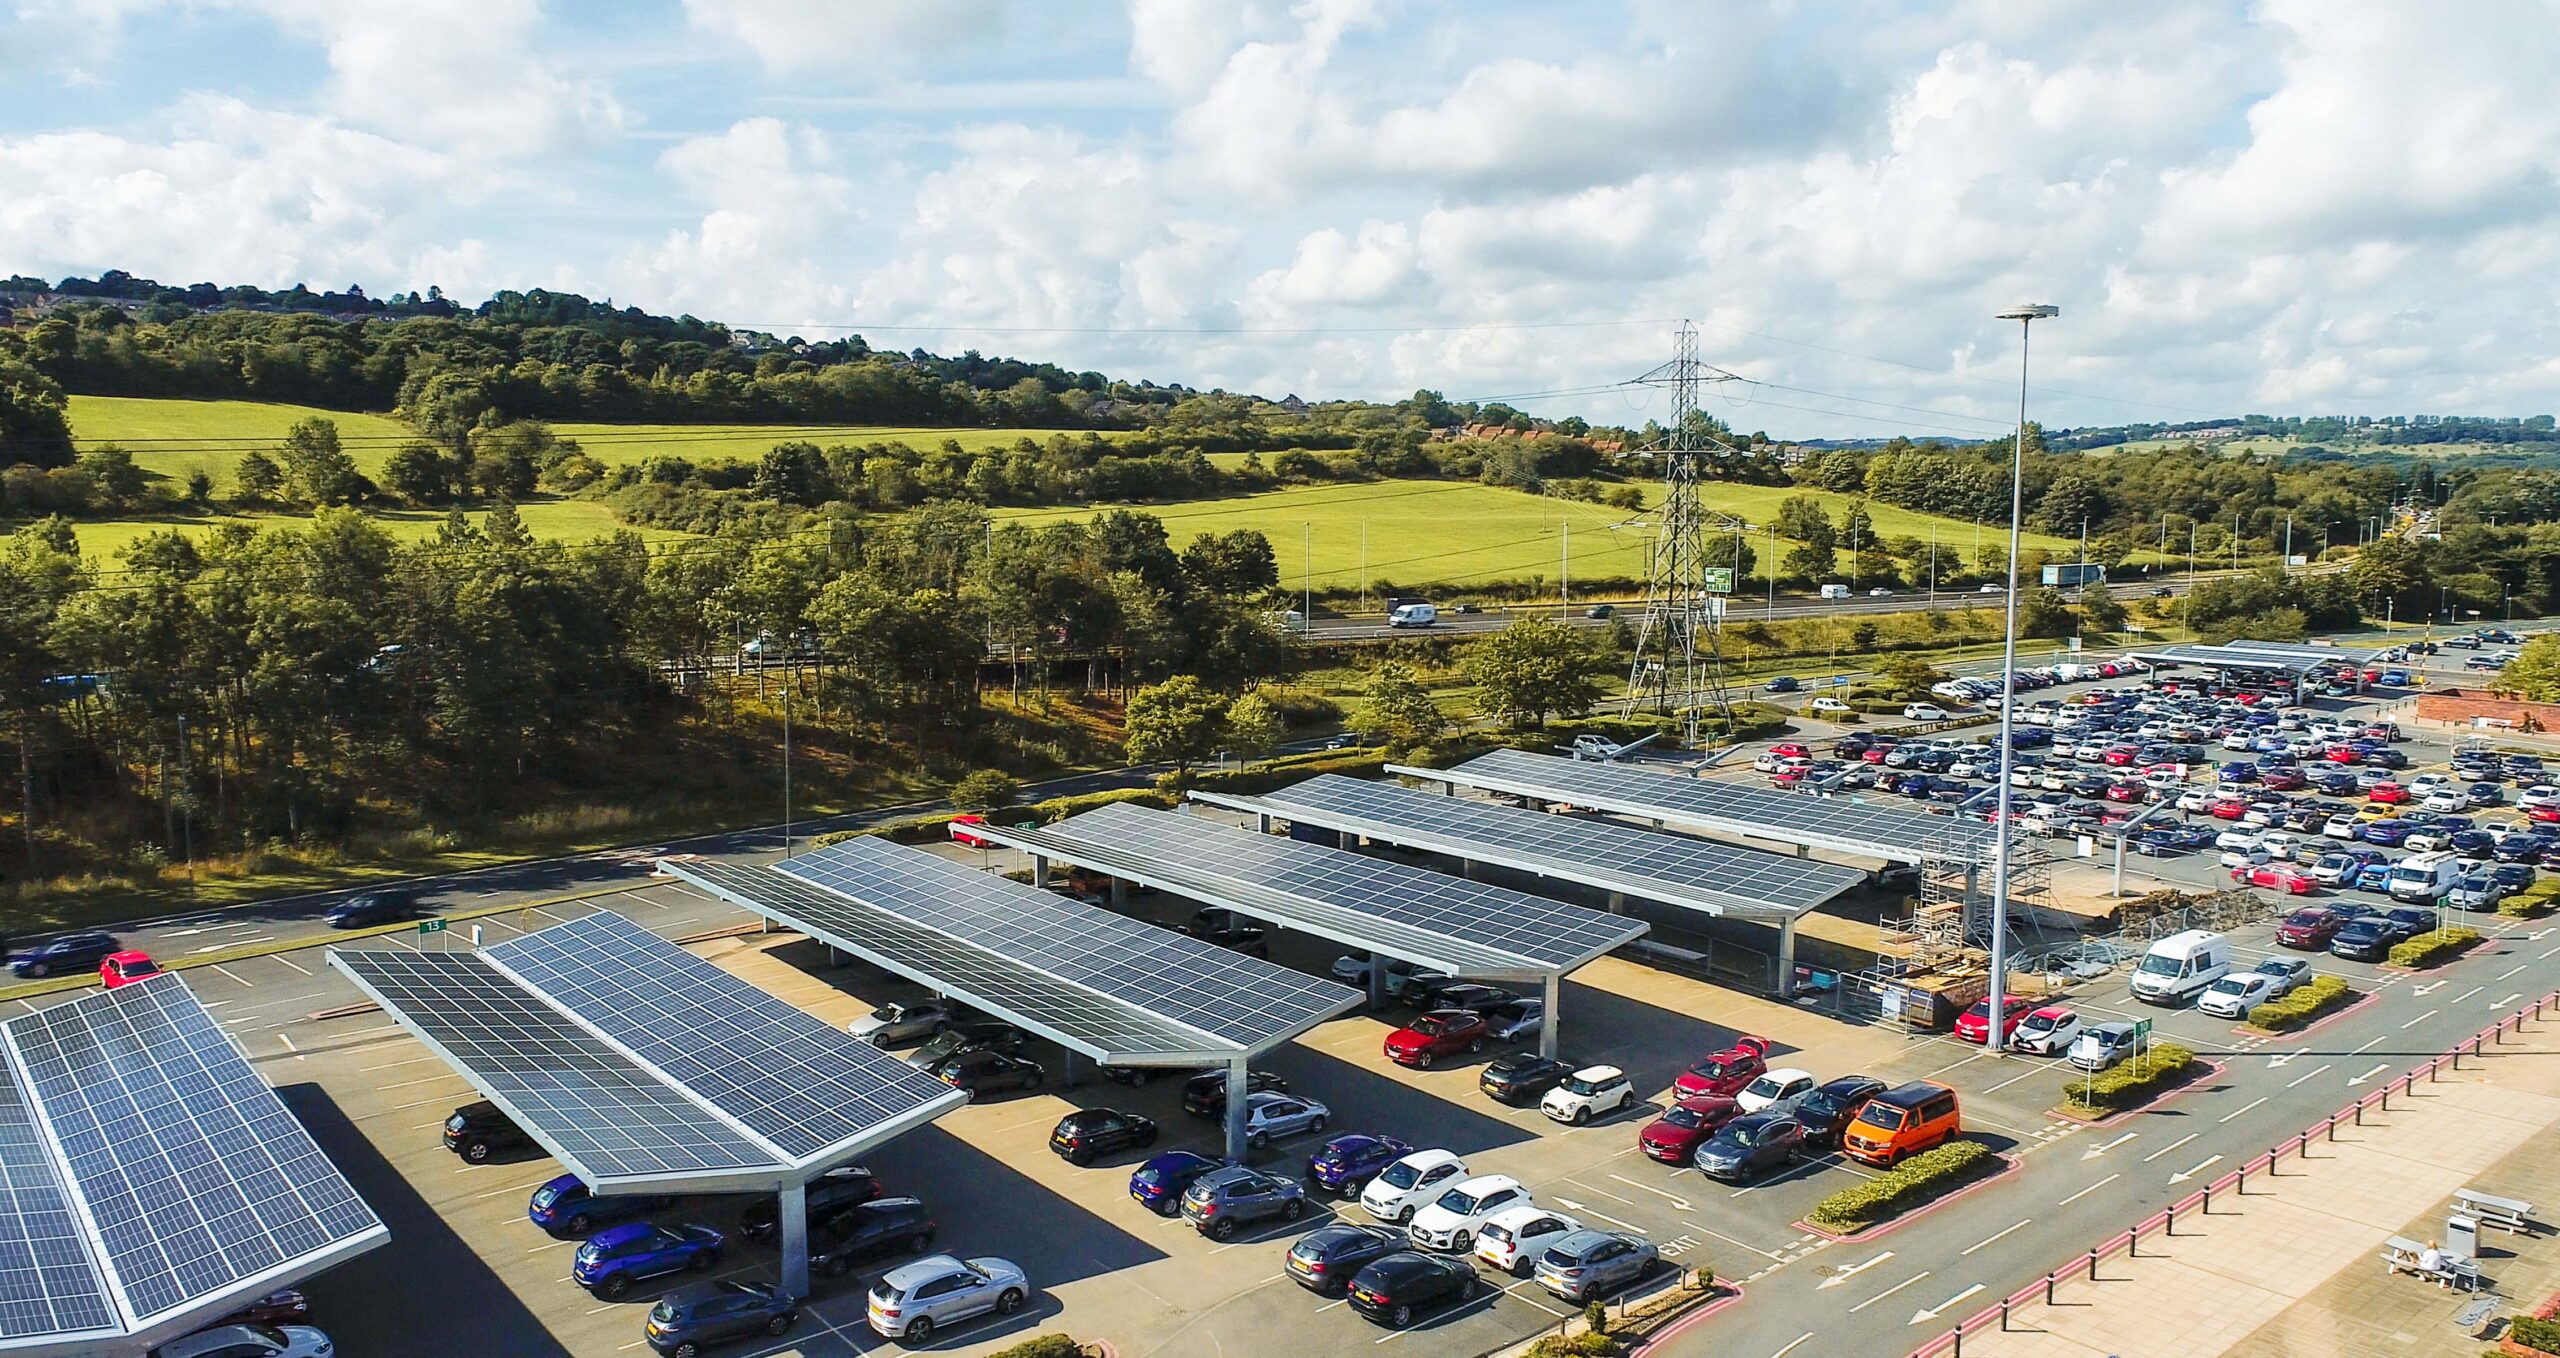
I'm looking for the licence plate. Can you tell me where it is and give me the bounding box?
[1352,1288,1378,1304]
[1131,1190,1147,1205]
[1287,1258,1311,1275]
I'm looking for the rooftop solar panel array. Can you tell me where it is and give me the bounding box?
[1246,774,1865,918]
[1435,748,1992,862]
[331,949,779,1179]
[3,975,382,1331]
[2127,643,2342,675]
[487,911,957,1161]
[1037,802,1645,973]
[0,1063,110,1343]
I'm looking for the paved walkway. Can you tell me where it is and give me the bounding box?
[1929,1021,2560,1358]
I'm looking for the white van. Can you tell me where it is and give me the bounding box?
[2128,929,2233,1006]
[1818,584,1851,600]
[1387,602,1439,628]
[2387,850,2461,903]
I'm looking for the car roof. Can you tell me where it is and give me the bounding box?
[1391,1148,1463,1170]
[1757,1067,1815,1082]
[879,1254,968,1289]
[1447,1172,1522,1194]
[1570,1065,1626,1081]
[1483,1202,1565,1228]
[2025,1006,2073,1020]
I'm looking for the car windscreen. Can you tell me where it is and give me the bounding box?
[1854,1104,1906,1131]
[1435,1186,1487,1215]
[2205,978,2248,995]
[2135,954,2182,976]
[1560,1075,1610,1096]
[1378,1160,1425,1189]
[1660,1105,1708,1128]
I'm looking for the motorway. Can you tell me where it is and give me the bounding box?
[1297,574,2194,641]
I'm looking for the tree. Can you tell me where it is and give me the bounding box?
[1352,660,1447,749]
[2019,586,2077,639]
[1224,692,1282,760]
[279,417,363,504]
[235,449,286,503]
[1463,617,1607,729]
[382,442,451,504]
[1775,496,1837,549]
[948,769,1020,813]
[2499,636,2560,702]
[1875,655,1951,699]
[0,358,74,471]
[73,445,146,510]
[2081,588,2128,636]
[1181,530,1280,597]
[1124,675,1230,781]
[1781,539,1836,582]
[1849,620,1880,651]
[183,469,213,506]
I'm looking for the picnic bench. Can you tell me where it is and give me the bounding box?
[2383,1235,2485,1291]
[2457,1188,2535,1234]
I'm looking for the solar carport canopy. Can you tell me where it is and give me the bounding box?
[1197,774,1865,922]
[978,801,1648,982]
[1408,748,1993,865]
[0,974,385,1354]
[330,910,967,1194]
[665,837,1363,1066]
[2127,641,2371,675]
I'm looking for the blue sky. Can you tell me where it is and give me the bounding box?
[5,1,2559,437]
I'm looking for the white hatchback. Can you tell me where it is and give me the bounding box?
[1734,1067,1817,1115]
[1358,1150,1468,1224]
[1540,1066,1636,1125]
[1475,1203,1583,1276]
[1407,1174,1531,1253]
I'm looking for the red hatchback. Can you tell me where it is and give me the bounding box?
[1952,996,2035,1045]
[1383,1010,1491,1068]
[2209,797,2250,820]
[99,951,160,989]
[1637,1095,1743,1164]
[2235,863,2316,895]
[2368,783,2410,805]
[1673,1036,1770,1099]
[2102,780,2144,803]
[2275,906,2353,948]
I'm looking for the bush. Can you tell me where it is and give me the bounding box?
[1805,1140,1997,1233]
[2062,1042,2198,1114]
[1525,1334,1621,1358]
[1179,751,1388,796]
[987,1338,1085,1358]
[2501,880,2560,918]
[1028,787,1175,821]
[2246,976,2356,1033]
[2510,1315,2560,1354]
[948,769,1021,813]
[2388,926,2482,969]
[1255,686,1345,728]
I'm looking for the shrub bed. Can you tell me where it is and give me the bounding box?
[987,1337,1086,1358]
[2061,1042,2198,1116]
[1804,1140,1998,1234]
[809,786,1177,848]
[1176,750,1388,796]
[2501,880,2560,919]
[2246,976,2357,1033]
[2508,1313,2560,1355]
[2388,926,2483,969]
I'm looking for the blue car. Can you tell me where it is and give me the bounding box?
[323,890,418,929]
[2353,862,2397,892]
[2362,820,2413,847]
[2134,829,2186,857]
[1304,1134,1414,1197]
[530,1174,670,1237]
[9,933,118,978]
[2219,762,2260,783]
[2492,863,2539,892]
[573,1222,724,1299]
[1128,1151,1222,1216]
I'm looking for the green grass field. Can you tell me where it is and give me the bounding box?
[61,500,675,561]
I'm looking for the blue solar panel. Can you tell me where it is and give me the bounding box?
[486,912,961,1160]
[0,1061,110,1341]
[5,975,381,1327]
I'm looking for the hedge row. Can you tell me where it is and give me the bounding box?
[1166,750,1389,795]
[2062,1042,2197,1115]
[2388,926,2483,969]
[2509,1314,2560,1355]
[2501,879,2560,919]
[2245,976,2356,1033]
[810,786,1178,848]
[1804,1140,1997,1233]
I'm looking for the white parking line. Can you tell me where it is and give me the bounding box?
[1961,1220,2031,1256]
[208,964,253,988]
[1768,1334,1817,1358]
[2219,1097,2267,1123]
[2140,1133,2196,1163]
[2285,1063,2334,1088]
[2059,1174,2119,1206]
[2453,986,2485,1004]
[1848,1271,1931,1313]
[1982,1066,2042,1094]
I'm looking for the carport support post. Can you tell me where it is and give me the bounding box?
[1110,876,1127,908]
[2113,835,2127,897]
[1032,854,1049,888]
[778,1181,810,1301]
[1776,919,1798,999]
[1368,958,1389,1009]
[1224,1057,1251,1163]
[1539,974,1561,1059]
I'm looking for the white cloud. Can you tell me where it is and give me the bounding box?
[614,119,857,323]
[268,0,628,155]
[682,0,1011,76]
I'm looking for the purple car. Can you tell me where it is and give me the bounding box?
[1304,1134,1414,1197]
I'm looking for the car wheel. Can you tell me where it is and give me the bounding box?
[767,1312,795,1336]
[463,1140,491,1163]
[1570,1106,1590,1126]
[1141,1125,1160,1148]
[1210,1217,1239,1241]
[1249,1131,1270,1150]
[1395,1205,1415,1224]
[996,1288,1025,1316]
[1282,1197,1305,1221]
[20,963,43,979]
[1067,1147,1093,1166]
[905,1316,934,1342]
[1127,1070,1151,1087]
[599,1274,631,1300]
[1391,1304,1413,1327]
[691,1249,719,1273]
[826,1253,854,1278]
[564,1213,592,1236]
[1467,1038,1483,1054]
[1450,1231,1471,1253]
[1308,1115,1326,1135]
[1416,1051,1433,1069]
[673,1343,700,1358]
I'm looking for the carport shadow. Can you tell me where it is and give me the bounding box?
[279,1084,574,1358]
[1555,978,1803,1094]
[1245,1044,1544,1159]
[852,1123,1167,1290]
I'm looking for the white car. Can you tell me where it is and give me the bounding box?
[1475,1203,1584,1276]
[2009,1005,2082,1055]
[1903,703,1950,722]
[2260,832,2302,862]
[2222,732,2255,751]
[1540,1065,1636,1125]
[2323,814,2362,840]
[2521,785,2560,809]
[2197,971,2281,1019]
[1407,1174,1532,1253]
[1734,1067,1817,1115]
[2422,790,2466,813]
[1808,696,1854,715]
[1979,583,2005,593]
[1752,752,1790,773]
[2178,790,2216,814]
[1358,1149,1468,1224]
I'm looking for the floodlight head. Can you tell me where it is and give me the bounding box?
[1997,304,2060,321]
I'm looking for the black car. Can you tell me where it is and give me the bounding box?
[1347,1251,1479,1328]
[1285,1224,1406,1296]
[1691,1112,1806,1182]
[1764,676,1802,693]
[1478,1053,1574,1106]
[905,1023,1030,1069]
[807,1197,936,1277]
[324,889,418,929]
[8,932,117,978]
[1048,1108,1159,1165]
[2492,863,2538,892]
[443,1100,536,1163]
[2497,834,2557,864]
[1181,1068,1287,1118]
[2382,906,2438,938]
[928,1048,1044,1093]
[1407,981,1517,1014]
[1793,1076,1887,1150]
[2330,916,2397,961]
[645,1281,795,1356]
[741,1165,878,1239]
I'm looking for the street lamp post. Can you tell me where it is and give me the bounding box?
[1985,303,2057,1062]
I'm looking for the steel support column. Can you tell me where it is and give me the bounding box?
[1538,974,1561,1059]
[1032,854,1049,888]
[1224,1057,1251,1163]
[1776,919,1798,999]
[778,1181,810,1300]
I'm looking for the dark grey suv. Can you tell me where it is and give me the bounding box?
[1179,1165,1308,1240]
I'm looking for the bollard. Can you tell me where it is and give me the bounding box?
[2088,1247,2099,1282]
[2165,1205,2176,1236]
[1952,1330,1962,1358]
[2299,1131,2311,1158]
[2381,1083,2391,1111]
[2430,1057,2440,1082]
[2354,1100,2365,1126]
[2236,1162,2248,1195]
[2000,1300,2011,1332]
[2047,1272,2057,1305]
[2327,1114,2339,1142]
[2125,1227,2139,1258]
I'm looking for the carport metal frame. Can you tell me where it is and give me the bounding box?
[962,815,1645,1065]
[1187,788,1838,999]
[663,859,1364,1166]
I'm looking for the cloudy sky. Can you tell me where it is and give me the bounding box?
[4,0,2556,438]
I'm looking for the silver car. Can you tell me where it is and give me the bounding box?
[1241,1091,1331,1148]
[865,1254,1030,1344]
[1533,1229,1660,1303]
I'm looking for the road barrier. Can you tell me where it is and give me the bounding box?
[1907,987,2560,1358]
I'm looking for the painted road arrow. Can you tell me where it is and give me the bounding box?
[1911,1283,1986,1325]
[2495,993,2524,1007]
[2267,1052,2301,1068]
[2412,982,2445,997]
[2080,1131,2139,1160]
[1608,1173,1693,1211]
[1817,1251,1895,1290]
[2167,1155,2223,1184]
[2348,1063,2391,1084]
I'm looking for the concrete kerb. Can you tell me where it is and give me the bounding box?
[1904,985,2560,1358]
[0,880,643,1005]
[2231,984,2377,1043]
[1791,1153,2023,1244]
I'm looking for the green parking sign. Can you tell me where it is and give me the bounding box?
[1703,567,1735,594]
[417,918,447,935]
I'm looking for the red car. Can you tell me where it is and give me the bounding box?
[2234,863,2316,895]
[1860,747,1890,764]
[2209,797,2250,820]
[2261,768,2307,791]
[2275,906,2353,948]
[99,951,160,990]
[1952,995,2035,1045]
[1636,1095,1743,1164]
[1673,1035,1770,1099]
[2102,781,2144,803]
[2531,803,2560,825]
[2324,746,2363,764]
[949,814,993,848]
[1769,743,1810,761]
[1383,1010,1491,1068]
[2101,746,2140,767]
[2367,783,2409,805]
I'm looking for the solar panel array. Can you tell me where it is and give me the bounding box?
[1445,748,1993,860]
[5,975,382,1328]
[2131,643,2336,675]
[761,837,1359,1053]
[1253,774,1865,918]
[1041,802,1645,972]
[332,950,779,1179]
[487,911,958,1160]
[0,1063,110,1342]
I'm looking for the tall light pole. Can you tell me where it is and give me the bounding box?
[1985,303,2057,1061]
